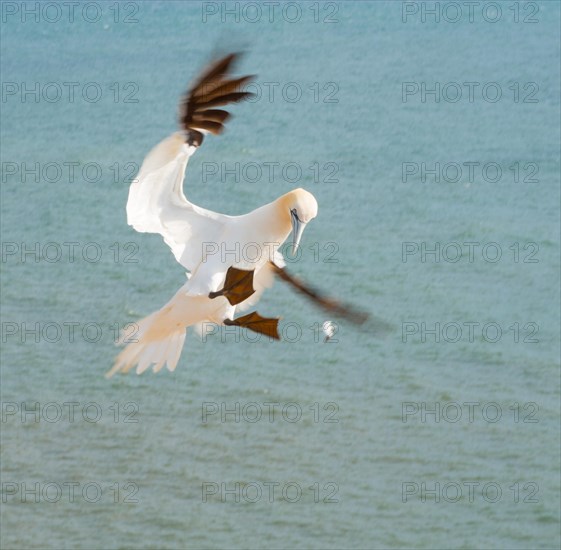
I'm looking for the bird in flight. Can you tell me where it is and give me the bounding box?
[107,52,367,377]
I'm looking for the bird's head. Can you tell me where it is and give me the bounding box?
[283,188,318,254]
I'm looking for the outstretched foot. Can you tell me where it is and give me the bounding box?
[224,312,280,340]
[209,267,256,305]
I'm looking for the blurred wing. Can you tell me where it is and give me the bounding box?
[270,262,369,325]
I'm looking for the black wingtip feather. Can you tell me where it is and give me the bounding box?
[180,52,255,146]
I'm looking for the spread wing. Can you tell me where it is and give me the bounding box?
[126,132,227,272]
[126,53,255,272]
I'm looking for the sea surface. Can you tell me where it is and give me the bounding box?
[1,1,560,548]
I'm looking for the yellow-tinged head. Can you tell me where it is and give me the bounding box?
[279,188,318,253]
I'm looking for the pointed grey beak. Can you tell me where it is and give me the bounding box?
[291,209,307,255]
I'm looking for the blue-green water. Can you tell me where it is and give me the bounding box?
[1,1,560,548]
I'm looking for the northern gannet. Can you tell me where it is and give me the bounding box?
[107,53,365,377]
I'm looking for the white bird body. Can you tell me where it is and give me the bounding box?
[107,131,316,377]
